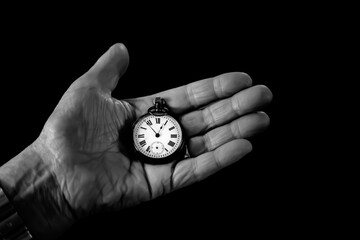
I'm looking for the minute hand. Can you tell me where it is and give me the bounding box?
[149,125,157,134]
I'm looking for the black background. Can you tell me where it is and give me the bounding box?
[0,9,334,238]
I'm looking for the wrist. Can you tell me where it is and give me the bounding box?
[0,144,76,239]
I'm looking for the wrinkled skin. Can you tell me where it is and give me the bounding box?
[32,43,273,219]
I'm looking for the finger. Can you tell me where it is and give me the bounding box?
[188,112,270,157]
[157,72,252,114]
[180,85,272,137]
[128,72,252,117]
[172,139,252,189]
[86,43,129,94]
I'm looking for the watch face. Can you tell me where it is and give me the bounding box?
[133,114,183,159]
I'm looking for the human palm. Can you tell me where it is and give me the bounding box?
[34,43,272,218]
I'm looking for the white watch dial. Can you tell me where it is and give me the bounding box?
[133,115,182,159]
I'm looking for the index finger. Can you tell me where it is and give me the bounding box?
[130,72,252,116]
[157,72,252,114]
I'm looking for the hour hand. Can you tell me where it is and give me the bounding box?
[158,124,164,134]
[158,120,168,134]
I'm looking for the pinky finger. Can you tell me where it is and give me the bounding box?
[172,139,252,190]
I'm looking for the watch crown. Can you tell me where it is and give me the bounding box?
[149,97,169,115]
[154,97,165,109]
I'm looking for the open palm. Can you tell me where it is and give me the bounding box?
[34,43,272,218]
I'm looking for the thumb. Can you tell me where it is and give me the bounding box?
[87,43,129,93]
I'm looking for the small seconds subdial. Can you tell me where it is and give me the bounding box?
[151,141,165,155]
[133,115,182,159]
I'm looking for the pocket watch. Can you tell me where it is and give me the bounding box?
[132,97,186,164]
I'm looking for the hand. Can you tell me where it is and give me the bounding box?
[33,43,272,220]
[157,121,167,135]
[148,124,158,135]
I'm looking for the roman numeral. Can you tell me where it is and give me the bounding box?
[139,140,146,147]
[169,126,175,131]
[140,127,147,130]
[165,148,168,152]
[171,134,177,138]
[138,134,145,138]
[146,146,150,152]
[146,120,152,125]
[164,120,168,126]
[156,118,160,124]
[168,141,175,147]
